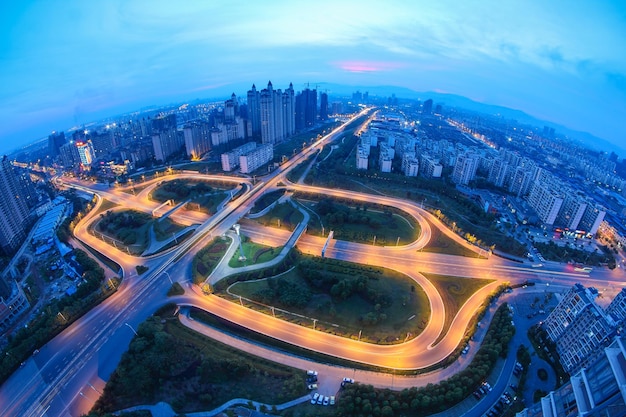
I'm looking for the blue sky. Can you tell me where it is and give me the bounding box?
[1,0,625,156]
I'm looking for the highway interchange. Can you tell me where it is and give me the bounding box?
[1,109,624,417]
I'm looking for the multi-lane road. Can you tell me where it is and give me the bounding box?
[1,108,623,416]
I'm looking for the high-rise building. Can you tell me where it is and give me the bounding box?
[452,152,479,185]
[221,142,257,172]
[422,99,433,115]
[319,92,328,121]
[508,165,536,197]
[517,334,626,417]
[0,156,30,255]
[356,145,369,170]
[183,121,212,159]
[258,81,295,145]
[379,143,394,173]
[59,141,81,169]
[76,141,95,166]
[90,130,117,158]
[246,84,261,137]
[527,181,563,225]
[224,93,239,122]
[295,87,317,131]
[606,288,626,325]
[331,102,343,115]
[151,114,182,162]
[420,155,443,178]
[402,152,419,177]
[556,194,587,230]
[543,284,616,374]
[239,143,273,174]
[488,159,510,187]
[579,205,606,235]
[47,131,66,158]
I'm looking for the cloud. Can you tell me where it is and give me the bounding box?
[335,61,406,73]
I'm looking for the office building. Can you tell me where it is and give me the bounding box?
[76,141,95,166]
[221,142,257,172]
[451,152,479,185]
[0,156,30,255]
[543,284,616,374]
[183,121,212,159]
[240,143,273,174]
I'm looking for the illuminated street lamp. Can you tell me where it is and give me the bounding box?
[124,322,138,336]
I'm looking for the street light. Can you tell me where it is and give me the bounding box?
[124,322,138,336]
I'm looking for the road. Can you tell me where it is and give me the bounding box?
[1,107,624,416]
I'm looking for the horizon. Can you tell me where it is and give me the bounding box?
[1,1,625,157]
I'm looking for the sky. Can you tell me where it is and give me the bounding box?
[1,0,625,156]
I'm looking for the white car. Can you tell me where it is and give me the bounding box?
[311,393,319,404]
[307,383,318,390]
[307,370,318,376]
[316,394,324,405]
[343,377,354,383]
[323,396,330,406]
[330,395,336,405]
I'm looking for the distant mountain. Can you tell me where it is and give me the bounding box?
[320,83,626,159]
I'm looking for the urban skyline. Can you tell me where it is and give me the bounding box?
[1,1,625,156]
[2,2,626,417]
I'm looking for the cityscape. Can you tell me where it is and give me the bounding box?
[1,2,625,417]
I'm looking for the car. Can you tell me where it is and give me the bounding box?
[323,396,330,406]
[343,377,354,384]
[461,345,470,355]
[307,370,318,376]
[307,375,318,383]
[330,395,335,405]
[307,383,318,390]
[316,394,324,405]
[311,393,320,404]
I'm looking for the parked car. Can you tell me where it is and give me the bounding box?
[311,393,320,404]
[330,395,335,406]
[343,377,355,384]
[323,396,330,406]
[307,383,318,390]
